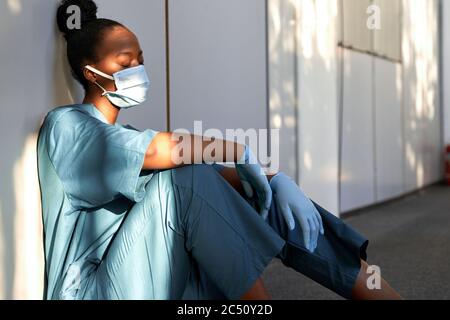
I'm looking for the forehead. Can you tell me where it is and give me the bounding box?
[98,26,142,55]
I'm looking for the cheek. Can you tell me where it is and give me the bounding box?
[95,60,121,91]
[102,60,124,75]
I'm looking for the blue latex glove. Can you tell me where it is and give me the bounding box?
[270,172,324,253]
[235,145,272,219]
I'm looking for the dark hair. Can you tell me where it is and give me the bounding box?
[56,0,124,90]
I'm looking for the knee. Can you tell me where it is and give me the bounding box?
[170,164,217,189]
[193,163,217,176]
[191,164,222,189]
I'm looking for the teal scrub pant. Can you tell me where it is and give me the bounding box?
[92,164,368,300]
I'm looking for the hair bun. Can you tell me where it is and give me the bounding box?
[56,0,98,40]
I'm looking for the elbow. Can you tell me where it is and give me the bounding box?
[146,144,157,159]
[143,133,181,169]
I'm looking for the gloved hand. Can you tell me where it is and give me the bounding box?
[270,172,324,253]
[235,145,272,220]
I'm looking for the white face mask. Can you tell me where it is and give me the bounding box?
[85,65,150,109]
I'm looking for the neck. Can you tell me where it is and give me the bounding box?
[83,90,120,125]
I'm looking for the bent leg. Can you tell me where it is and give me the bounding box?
[258,195,365,299]
[212,163,400,299]
[96,164,285,300]
[94,169,192,299]
[240,278,271,300]
[172,164,285,299]
[351,260,402,300]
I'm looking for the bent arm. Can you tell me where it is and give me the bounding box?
[142,132,246,170]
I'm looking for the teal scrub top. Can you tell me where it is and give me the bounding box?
[37,103,159,299]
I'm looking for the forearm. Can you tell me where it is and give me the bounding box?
[143,132,246,170]
[186,133,246,164]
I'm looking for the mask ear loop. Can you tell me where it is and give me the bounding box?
[85,65,115,80]
[85,65,115,96]
[93,82,109,96]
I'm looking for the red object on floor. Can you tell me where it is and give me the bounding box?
[446,145,450,185]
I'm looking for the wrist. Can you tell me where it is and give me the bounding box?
[237,144,248,164]
[269,171,290,189]
[238,145,259,165]
[267,173,277,182]
[269,171,282,188]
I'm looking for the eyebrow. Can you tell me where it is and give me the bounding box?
[116,50,144,57]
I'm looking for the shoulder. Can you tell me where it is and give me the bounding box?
[40,104,97,151]
[41,104,107,141]
[43,104,92,128]
[39,105,93,140]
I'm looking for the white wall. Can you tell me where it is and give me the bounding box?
[169,0,268,135]
[340,53,408,211]
[260,0,344,214]
[267,0,341,216]
[340,0,442,212]
[402,0,442,191]
[268,1,344,215]
[267,0,442,215]
[340,50,375,212]
[267,0,298,179]
[339,52,405,211]
[0,0,64,300]
[374,59,404,202]
[442,0,450,146]
[294,0,340,214]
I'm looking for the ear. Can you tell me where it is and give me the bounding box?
[83,67,97,84]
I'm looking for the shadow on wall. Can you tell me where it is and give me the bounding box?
[268,0,298,178]
[295,0,339,182]
[269,0,339,190]
[402,0,441,189]
[0,0,82,299]
[294,0,340,214]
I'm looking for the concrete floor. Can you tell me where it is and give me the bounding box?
[262,183,450,300]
